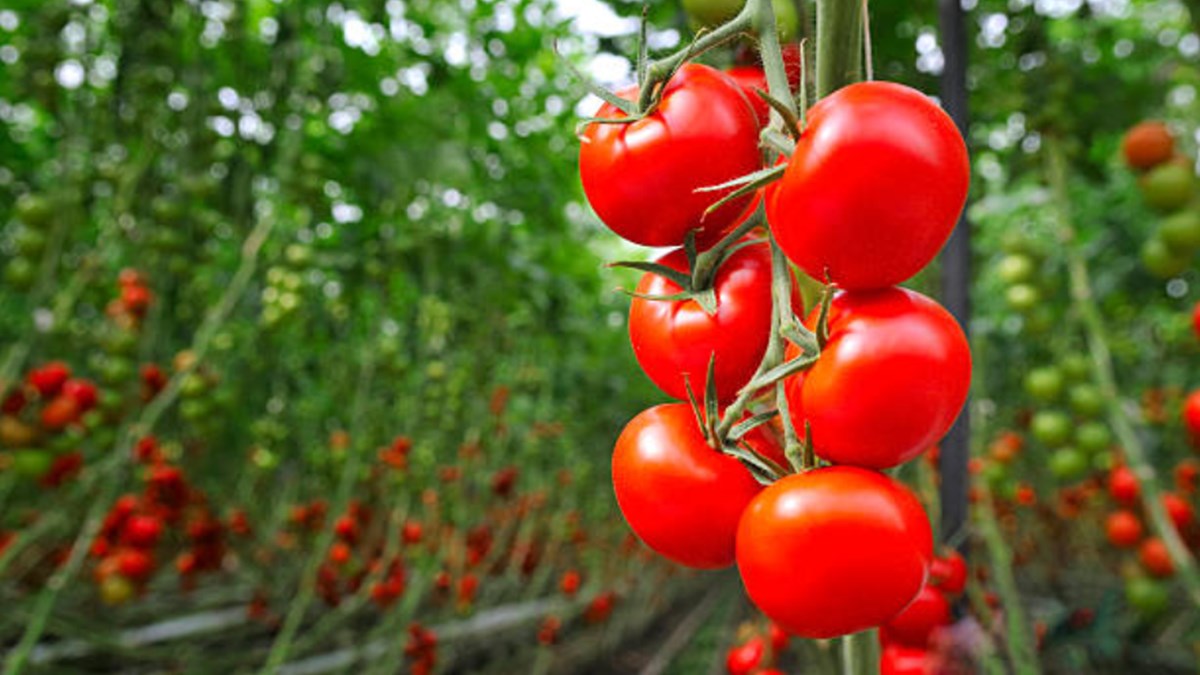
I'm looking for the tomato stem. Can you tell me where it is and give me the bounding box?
[638,7,754,112]
[815,0,863,98]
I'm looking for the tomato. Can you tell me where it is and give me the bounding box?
[1074,422,1111,454]
[735,466,933,639]
[1125,576,1170,617]
[612,404,764,569]
[725,66,770,127]
[880,644,932,675]
[1138,537,1175,578]
[683,0,798,41]
[41,395,81,431]
[784,288,970,469]
[121,515,163,548]
[10,448,55,479]
[1068,384,1105,418]
[767,82,969,290]
[724,636,764,675]
[1049,448,1088,480]
[629,239,799,403]
[768,622,790,653]
[579,64,761,248]
[1162,492,1195,532]
[62,378,98,412]
[1176,460,1199,494]
[1141,236,1191,279]
[1030,410,1072,448]
[929,550,967,595]
[99,575,135,605]
[881,585,950,648]
[1139,163,1194,212]
[1104,510,1143,549]
[1004,283,1041,313]
[1184,390,1200,441]
[1160,211,1200,251]
[1108,466,1140,506]
[1123,121,1175,170]
[1023,366,1064,402]
[996,253,1036,284]
[28,361,71,398]
[1193,301,1200,341]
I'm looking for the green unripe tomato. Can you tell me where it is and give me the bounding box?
[10,449,54,479]
[4,257,36,289]
[1031,410,1072,448]
[1125,576,1170,618]
[1159,210,1200,251]
[100,357,135,386]
[179,397,211,422]
[13,227,47,257]
[1074,421,1111,454]
[1005,283,1041,312]
[1059,354,1091,382]
[179,373,208,398]
[1141,237,1191,279]
[682,0,798,41]
[15,194,53,228]
[1068,384,1106,418]
[1140,163,1194,212]
[1024,366,1064,402]
[1049,447,1088,480]
[996,254,1036,285]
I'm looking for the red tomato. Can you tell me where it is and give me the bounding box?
[1163,492,1195,531]
[1175,460,1199,494]
[724,637,765,675]
[629,239,800,403]
[784,288,970,469]
[28,361,71,398]
[1192,301,1200,341]
[880,644,932,675]
[881,585,951,648]
[725,66,769,127]
[1184,390,1200,443]
[121,515,163,549]
[768,621,790,653]
[1139,537,1175,578]
[1107,466,1140,506]
[1105,510,1144,549]
[613,404,764,569]
[41,395,81,431]
[62,378,98,412]
[1122,121,1174,170]
[929,550,967,595]
[767,82,969,289]
[579,63,761,247]
[736,466,933,638]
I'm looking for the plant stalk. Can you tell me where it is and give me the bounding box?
[816,0,863,98]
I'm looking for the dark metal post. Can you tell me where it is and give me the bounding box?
[938,0,971,553]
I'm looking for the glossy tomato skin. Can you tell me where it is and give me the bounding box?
[880,585,951,647]
[629,239,800,404]
[579,64,761,247]
[785,288,970,469]
[736,466,933,639]
[767,82,969,289]
[613,404,763,569]
[725,67,770,127]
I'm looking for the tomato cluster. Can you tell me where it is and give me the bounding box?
[1121,121,1200,278]
[581,24,972,641]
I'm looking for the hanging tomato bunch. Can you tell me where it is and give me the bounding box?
[577,0,971,646]
[1121,121,1200,278]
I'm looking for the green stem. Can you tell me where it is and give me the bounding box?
[638,5,755,110]
[976,489,1040,674]
[841,630,879,675]
[1044,137,1200,608]
[815,0,863,98]
[755,0,797,120]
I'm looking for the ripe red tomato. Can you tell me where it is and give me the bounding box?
[41,395,81,431]
[1162,492,1195,532]
[62,378,98,412]
[1107,465,1140,506]
[1184,390,1200,443]
[579,63,761,247]
[929,550,967,595]
[1104,510,1143,549]
[725,66,769,127]
[881,585,951,648]
[613,404,764,569]
[736,466,933,638]
[784,288,970,469]
[1139,537,1175,578]
[629,239,799,403]
[767,81,969,289]
[724,636,765,675]
[1192,301,1200,341]
[880,644,932,675]
[1123,121,1175,170]
[28,361,71,398]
